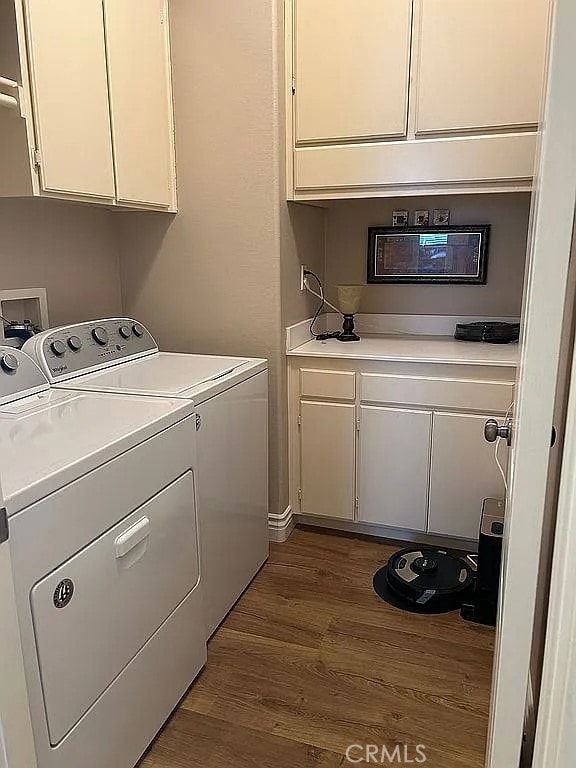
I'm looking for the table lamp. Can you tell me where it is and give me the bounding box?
[335,284,363,342]
[302,270,364,342]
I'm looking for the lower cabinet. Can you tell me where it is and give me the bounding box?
[358,406,431,531]
[300,400,356,519]
[428,412,506,539]
[292,363,514,542]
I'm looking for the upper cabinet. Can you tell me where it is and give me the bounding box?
[286,0,551,201]
[104,0,174,208]
[25,0,115,200]
[0,0,176,211]
[416,0,550,135]
[294,0,413,144]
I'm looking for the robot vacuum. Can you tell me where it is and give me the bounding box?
[373,548,474,614]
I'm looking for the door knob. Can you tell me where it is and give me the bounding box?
[484,419,513,446]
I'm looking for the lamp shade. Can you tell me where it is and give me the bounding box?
[336,284,363,315]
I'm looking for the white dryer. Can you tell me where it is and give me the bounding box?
[0,347,206,768]
[25,319,269,636]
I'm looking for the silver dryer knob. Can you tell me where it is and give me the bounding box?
[92,327,109,346]
[50,340,67,357]
[0,353,19,373]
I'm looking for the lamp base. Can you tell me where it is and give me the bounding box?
[338,314,360,342]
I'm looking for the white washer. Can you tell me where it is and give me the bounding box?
[25,319,269,636]
[0,347,206,768]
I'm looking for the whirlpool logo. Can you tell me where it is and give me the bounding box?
[345,744,427,764]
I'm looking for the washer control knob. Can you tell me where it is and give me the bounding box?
[132,324,144,338]
[50,340,67,357]
[67,335,82,352]
[92,327,109,346]
[118,325,132,339]
[0,353,19,373]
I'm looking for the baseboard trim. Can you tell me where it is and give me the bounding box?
[269,506,295,543]
[269,509,478,549]
[294,514,477,552]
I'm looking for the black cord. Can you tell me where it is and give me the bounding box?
[305,269,327,338]
[304,269,341,341]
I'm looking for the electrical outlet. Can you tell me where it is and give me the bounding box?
[300,265,309,292]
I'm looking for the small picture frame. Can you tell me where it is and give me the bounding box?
[433,209,451,226]
[392,210,409,227]
[414,210,429,226]
[367,225,490,285]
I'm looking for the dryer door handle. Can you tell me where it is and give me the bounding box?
[115,517,150,558]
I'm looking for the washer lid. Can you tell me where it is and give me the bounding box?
[55,352,267,401]
[0,389,194,513]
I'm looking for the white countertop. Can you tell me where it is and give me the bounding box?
[287,334,519,367]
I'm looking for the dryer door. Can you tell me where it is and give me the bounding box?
[29,471,199,745]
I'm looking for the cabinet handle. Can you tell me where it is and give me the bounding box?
[484,419,513,447]
[114,517,150,558]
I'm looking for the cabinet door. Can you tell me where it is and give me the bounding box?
[294,0,413,144]
[358,406,431,531]
[24,0,115,198]
[104,0,174,208]
[429,412,506,540]
[300,400,356,519]
[416,0,550,134]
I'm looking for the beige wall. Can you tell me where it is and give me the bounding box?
[280,203,325,328]
[324,193,531,316]
[0,198,122,326]
[119,0,310,517]
[277,202,325,507]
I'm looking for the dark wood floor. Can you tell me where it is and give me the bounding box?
[141,528,494,768]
